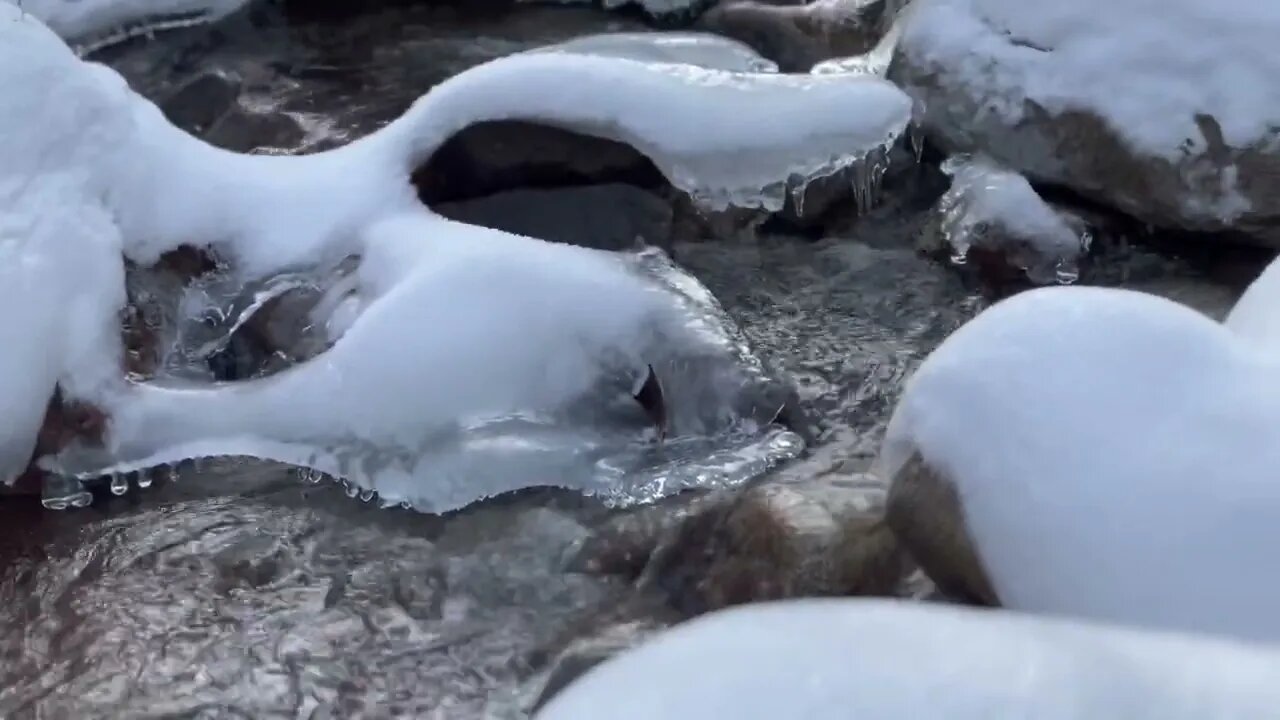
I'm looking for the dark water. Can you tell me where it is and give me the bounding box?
[0,5,1259,718]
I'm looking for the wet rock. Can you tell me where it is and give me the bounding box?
[204,106,306,153]
[888,1,1280,246]
[435,184,674,251]
[883,450,998,606]
[566,497,709,579]
[531,618,666,713]
[159,70,242,136]
[624,475,909,617]
[414,121,666,205]
[698,0,898,72]
[917,155,1093,286]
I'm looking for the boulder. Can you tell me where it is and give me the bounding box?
[888,0,1280,245]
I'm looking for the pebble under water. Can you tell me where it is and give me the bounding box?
[0,4,1263,718]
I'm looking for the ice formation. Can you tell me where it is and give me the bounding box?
[50,212,803,513]
[537,599,1280,719]
[930,154,1091,284]
[531,31,779,73]
[896,0,1280,161]
[877,265,1280,641]
[8,0,251,51]
[9,8,893,509]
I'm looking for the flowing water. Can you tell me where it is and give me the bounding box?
[0,3,1260,717]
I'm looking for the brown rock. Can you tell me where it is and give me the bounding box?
[884,449,999,606]
[633,475,910,617]
[413,120,666,205]
[698,0,899,72]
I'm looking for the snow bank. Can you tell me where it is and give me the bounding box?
[8,0,250,49]
[896,0,1280,160]
[878,276,1280,641]
[538,599,1280,719]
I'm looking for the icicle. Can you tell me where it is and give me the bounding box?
[109,473,129,496]
[41,474,92,510]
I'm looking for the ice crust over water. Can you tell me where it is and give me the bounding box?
[531,31,779,73]
[52,213,804,512]
[537,599,1280,719]
[878,263,1280,641]
[934,154,1090,284]
[5,10,845,507]
[8,0,250,51]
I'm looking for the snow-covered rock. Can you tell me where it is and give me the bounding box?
[878,264,1280,641]
[889,0,1280,244]
[536,599,1280,718]
[920,154,1091,285]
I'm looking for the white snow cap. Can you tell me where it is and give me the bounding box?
[898,0,1280,159]
[537,599,1280,719]
[878,272,1280,642]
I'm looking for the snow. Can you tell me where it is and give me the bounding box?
[379,50,912,213]
[896,0,1280,161]
[878,275,1280,641]
[8,0,249,47]
[537,599,1280,719]
[532,32,778,73]
[49,212,803,512]
[0,7,129,483]
[934,154,1090,284]
[13,15,911,278]
[1224,258,1280,351]
[4,8,913,502]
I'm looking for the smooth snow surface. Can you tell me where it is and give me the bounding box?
[897,0,1280,160]
[878,277,1280,641]
[8,0,249,48]
[533,31,778,73]
[538,599,1280,720]
[935,154,1089,284]
[1225,260,1280,352]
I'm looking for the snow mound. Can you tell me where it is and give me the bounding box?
[878,276,1280,641]
[932,154,1090,284]
[538,599,1280,719]
[8,0,250,50]
[896,0,1280,160]
[533,31,778,73]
